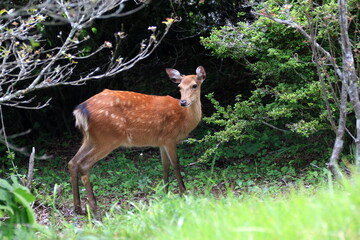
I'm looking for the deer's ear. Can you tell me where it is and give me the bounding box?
[166,68,182,83]
[196,66,206,82]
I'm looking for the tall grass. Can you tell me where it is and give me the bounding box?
[58,177,360,240]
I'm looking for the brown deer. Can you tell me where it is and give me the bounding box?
[68,66,206,214]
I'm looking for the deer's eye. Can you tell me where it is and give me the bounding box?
[192,84,198,89]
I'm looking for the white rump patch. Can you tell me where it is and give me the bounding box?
[73,109,89,132]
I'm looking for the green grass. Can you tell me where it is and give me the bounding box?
[51,177,360,240]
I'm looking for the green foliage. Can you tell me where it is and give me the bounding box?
[193,91,330,167]
[200,12,326,135]
[0,149,14,175]
[189,93,253,162]
[0,176,51,240]
[201,17,314,82]
[0,176,35,224]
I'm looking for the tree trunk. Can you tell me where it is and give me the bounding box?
[338,0,360,168]
[328,83,346,178]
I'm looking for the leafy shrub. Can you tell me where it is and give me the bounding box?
[0,175,36,224]
[0,175,43,239]
[190,93,330,167]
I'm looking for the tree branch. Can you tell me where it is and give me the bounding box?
[0,1,174,108]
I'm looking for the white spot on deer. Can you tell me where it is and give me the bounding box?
[111,113,116,118]
[116,98,120,104]
[105,111,109,116]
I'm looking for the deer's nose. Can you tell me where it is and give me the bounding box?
[180,100,187,107]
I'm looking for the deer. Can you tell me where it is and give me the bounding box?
[68,66,206,214]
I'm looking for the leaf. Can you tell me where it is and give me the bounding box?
[30,39,40,48]
[0,179,13,190]
[0,188,12,202]
[0,205,14,215]
[12,191,36,224]
[0,9,7,15]
[14,188,35,203]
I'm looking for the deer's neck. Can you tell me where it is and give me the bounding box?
[184,99,202,133]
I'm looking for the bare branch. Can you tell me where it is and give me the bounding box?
[5,129,32,139]
[260,120,288,133]
[0,1,173,109]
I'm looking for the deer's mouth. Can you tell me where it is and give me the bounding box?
[180,99,192,107]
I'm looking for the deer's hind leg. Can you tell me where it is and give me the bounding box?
[76,143,118,214]
[68,141,92,214]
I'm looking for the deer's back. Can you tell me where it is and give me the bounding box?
[78,89,190,147]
